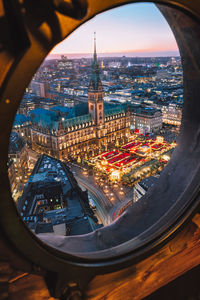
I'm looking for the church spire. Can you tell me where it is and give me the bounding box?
[94,31,97,61]
[92,31,98,69]
[89,32,103,91]
[94,31,97,58]
[88,32,104,126]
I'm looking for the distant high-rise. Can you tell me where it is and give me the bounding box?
[31,81,50,98]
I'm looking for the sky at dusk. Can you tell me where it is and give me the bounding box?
[50,3,179,58]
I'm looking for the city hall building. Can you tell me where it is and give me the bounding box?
[30,37,130,160]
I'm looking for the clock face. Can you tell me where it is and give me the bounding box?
[99,104,102,110]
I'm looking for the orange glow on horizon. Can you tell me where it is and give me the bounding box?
[50,3,179,58]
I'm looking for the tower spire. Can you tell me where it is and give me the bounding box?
[94,31,97,61]
[89,31,103,91]
[88,31,104,126]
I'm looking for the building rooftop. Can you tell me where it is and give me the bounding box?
[105,106,126,117]
[61,114,92,128]
[138,176,158,192]
[29,101,128,130]
[8,132,26,154]
[88,33,103,92]
[13,114,30,127]
[51,106,76,117]
[17,154,100,236]
[29,108,59,130]
[130,105,161,116]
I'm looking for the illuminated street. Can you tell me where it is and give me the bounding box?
[67,161,133,225]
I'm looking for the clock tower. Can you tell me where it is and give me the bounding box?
[88,32,104,126]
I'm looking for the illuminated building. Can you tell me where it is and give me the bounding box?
[7,158,17,195]
[130,106,162,134]
[30,34,130,160]
[12,114,31,144]
[57,55,73,70]
[31,81,50,98]
[156,69,171,80]
[108,61,121,68]
[161,102,182,126]
[110,170,121,181]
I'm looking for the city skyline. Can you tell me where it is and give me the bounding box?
[10,24,183,239]
[50,3,179,58]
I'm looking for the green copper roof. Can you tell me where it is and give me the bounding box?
[62,114,92,128]
[30,108,59,131]
[29,108,92,132]
[13,114,30,126]
[88,33,103,91]
[105,106,125,117]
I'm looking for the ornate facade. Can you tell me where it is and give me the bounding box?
[30,36,130,160]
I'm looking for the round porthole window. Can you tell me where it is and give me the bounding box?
[10,2,183,255]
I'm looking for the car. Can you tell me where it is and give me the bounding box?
[89,197,96,210]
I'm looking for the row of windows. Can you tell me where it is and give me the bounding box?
[105,118,126,127]
[105,113,126,122]
[59,134,96,150]
[31,121,93,136]
[32,129,94,145]
[13,123,30,128]
[63,121,94,132]
[162,113,182,119]
[31,116,129,136]
[32,122,130,144]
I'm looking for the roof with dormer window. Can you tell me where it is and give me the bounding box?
[61,114,92,128]
[29,105,92,132]
[105,106,126,117]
